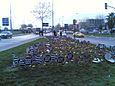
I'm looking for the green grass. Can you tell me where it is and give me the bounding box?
[0,37,115,86]
[0,38,46,69]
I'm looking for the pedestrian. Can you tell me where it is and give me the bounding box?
[53,30,57,36]
[60,31,62,36]
[41,30,43,36]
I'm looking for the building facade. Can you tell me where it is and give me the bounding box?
[78,19,105,31]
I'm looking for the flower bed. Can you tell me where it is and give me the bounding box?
[12,36,109,68]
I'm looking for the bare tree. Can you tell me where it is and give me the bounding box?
[27,24,33,28]
[32,1,52,30]
[20,24,27,33]
[55,23,61,30]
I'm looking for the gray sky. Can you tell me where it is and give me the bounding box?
[0,0,115,29]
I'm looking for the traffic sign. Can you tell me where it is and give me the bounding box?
[42,23,49,27]
[64,24,68,29]
[2,18,9,26]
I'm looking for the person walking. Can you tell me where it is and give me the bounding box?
[60,31,62,36]
[53,30,57,36]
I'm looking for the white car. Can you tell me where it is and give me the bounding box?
[62,31,67,36]
[79,28,87,33]
[101,30,110,34]
[66,31,73,34]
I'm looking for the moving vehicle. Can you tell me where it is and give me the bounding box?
[33,28,40,34]
[66,31,73,34]
[0,31,13,39]
[73,32,84,38]
[101,30,110,34]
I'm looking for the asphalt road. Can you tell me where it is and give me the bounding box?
[69,35,115,47]
[0,34,41,52]
[0,33,115,52]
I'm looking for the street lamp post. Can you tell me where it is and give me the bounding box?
[62,16,64,27]
[73,19,77,39]
[52,0,54,30]
[10,0,13,31]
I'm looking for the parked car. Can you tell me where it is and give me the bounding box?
[79,28,87,33]
[66,31,73,34]
[92,29,99,34]
[101,30,110,34]
[73,32,84,38]
[0,31,13,39]
[62,31,67,36]
[34,31,39,34]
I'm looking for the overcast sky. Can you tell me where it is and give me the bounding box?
[0,0,115,29]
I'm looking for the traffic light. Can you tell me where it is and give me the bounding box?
[105,3,107,9]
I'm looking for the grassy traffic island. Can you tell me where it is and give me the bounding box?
[0,36,114,86]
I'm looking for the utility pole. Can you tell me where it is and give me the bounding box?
[10,1,13,31]
[73,19,77,39]
[52,0,54,30]
[62,16,64,28]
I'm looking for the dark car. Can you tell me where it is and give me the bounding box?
[0,31,13,39]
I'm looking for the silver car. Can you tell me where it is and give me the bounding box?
[0,31,13,39]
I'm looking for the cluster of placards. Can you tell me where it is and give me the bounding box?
[12,53,66,68]
[110,46,115,55]
[104,52,115,63]
[94,44,115,63]
[96,44,106,50]
[104,46,115,63]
